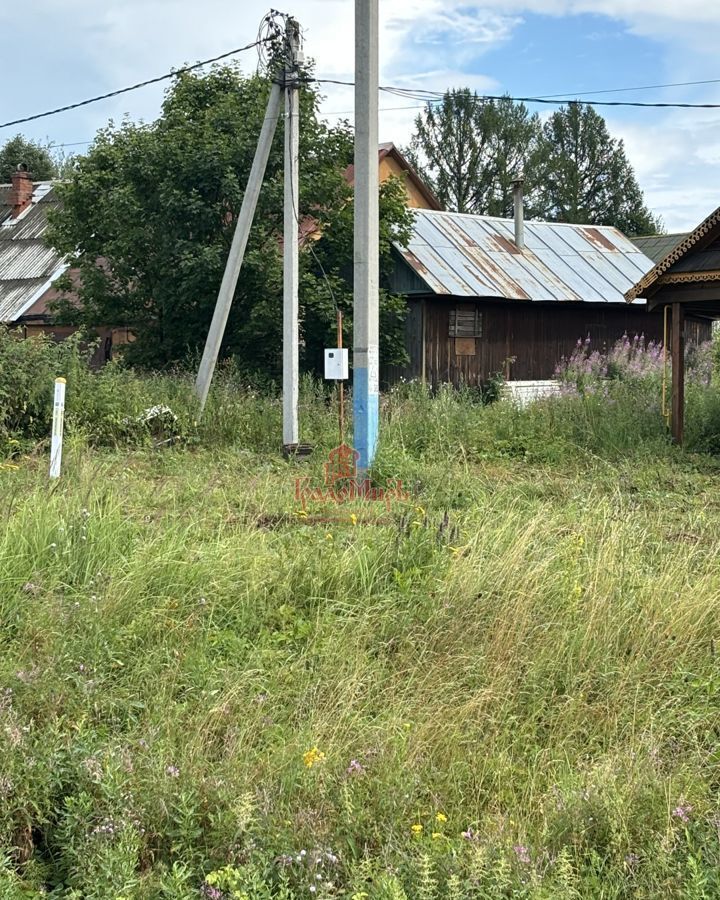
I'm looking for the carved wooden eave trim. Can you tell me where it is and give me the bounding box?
[625,205,720,301]
[656,270,720,286]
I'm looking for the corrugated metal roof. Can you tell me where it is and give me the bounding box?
[0,181,67,322]
[631,233,688,263]
[394,210,655,304]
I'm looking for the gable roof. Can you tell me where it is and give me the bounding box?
[394,209,654,303]
[631,233,689,264]
[0,182,67,323]
[625,205,720,301]
[344,142,443,211]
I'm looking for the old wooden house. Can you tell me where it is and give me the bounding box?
[0,169,131,363]
[626,204,720,442]
[387,205,710,387]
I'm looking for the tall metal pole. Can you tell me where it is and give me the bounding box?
[283,19,301,450]
[353,0,380,473]
[195,82,283,412]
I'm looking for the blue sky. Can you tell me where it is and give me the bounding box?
[2,0,719,231]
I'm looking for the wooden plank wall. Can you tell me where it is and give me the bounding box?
[383,297,711,388]
[383,299,423,384]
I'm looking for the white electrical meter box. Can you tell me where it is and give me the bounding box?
[324,348,349,380]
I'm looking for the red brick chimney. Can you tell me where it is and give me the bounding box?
[10,165,34,218]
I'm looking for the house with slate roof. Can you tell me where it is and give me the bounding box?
[0,168,130,364]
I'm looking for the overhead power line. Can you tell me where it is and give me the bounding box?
[537,77,720,98]
[3,48,720,133]
[315,79,720,110]
[0,39,266,130]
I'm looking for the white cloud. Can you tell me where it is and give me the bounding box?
[4,0,720,228]
[612,113,720,231]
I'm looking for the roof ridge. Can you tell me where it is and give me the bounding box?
[418,208,624,232]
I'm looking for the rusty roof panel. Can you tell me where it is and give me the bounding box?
[397,210,655,303]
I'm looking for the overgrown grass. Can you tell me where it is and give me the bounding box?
[1,366,720,897]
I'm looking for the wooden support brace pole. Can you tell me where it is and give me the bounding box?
[671,301,684,445]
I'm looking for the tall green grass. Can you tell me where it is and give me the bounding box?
[1,377,719,896]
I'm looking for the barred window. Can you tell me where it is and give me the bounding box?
[449,306,483,338]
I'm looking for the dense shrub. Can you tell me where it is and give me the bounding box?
[0,328,91,455]
[2,327,720,465]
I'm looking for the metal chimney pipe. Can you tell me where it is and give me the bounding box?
[512,173,525,250]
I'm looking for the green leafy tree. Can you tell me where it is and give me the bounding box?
[0,134,57,183]
[536,103,662,235]
[48,66,413,374]
[407,90,545,216]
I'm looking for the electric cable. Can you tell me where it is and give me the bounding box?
[0,39,267,130]
[314,79,720,110]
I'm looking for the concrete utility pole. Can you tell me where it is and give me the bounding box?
[353,0,380,473]
[283,18,302,450]
[195,82,282,411]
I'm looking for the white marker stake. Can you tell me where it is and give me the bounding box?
[49,377,66,479]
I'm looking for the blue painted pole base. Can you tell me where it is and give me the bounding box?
[353,365,379,472]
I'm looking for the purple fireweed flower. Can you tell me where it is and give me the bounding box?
[201,885,223,900]
[347,759,365,776]
[165,765,180,778]
[461,827,478,841]
[513,845,531,864]
[672,803,692,824]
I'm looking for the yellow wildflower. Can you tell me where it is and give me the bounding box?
[325,533,333,541]
[303,747,326,768]
[350,513,357,525]
[432,832,443,840]
[296,509,308,519]
[435,812,448,824]
[411,823,423,835]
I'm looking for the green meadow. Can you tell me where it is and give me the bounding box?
[1,340,719,897]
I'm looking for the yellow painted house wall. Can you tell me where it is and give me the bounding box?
[379,156,435,209]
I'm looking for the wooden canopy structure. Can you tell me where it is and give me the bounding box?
[626,206,720,443]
